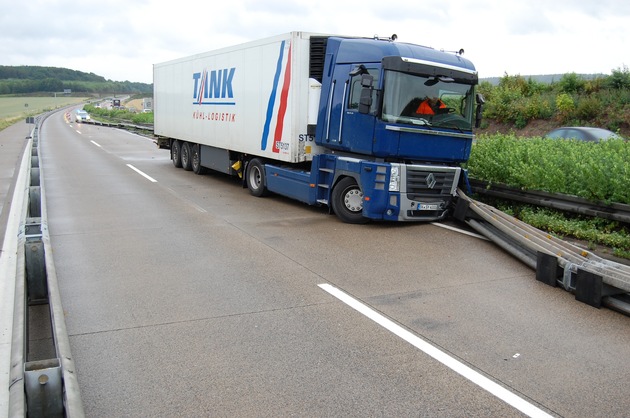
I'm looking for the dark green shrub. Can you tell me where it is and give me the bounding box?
[558,72,586,94]
[575,96,603,121]
[607,65,630,90]
[467,134,630,204]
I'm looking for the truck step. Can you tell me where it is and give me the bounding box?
[317,199,329,205]
[319,168,334,173]
[317,184,330,189]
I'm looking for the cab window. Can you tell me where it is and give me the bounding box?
[348,68,379,111]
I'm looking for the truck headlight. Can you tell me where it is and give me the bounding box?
[389,166,400,192]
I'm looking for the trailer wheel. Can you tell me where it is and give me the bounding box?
[331,177,369,224]
[246,158,268,197]
[172,140,182,168]
[181,142,192,171]
[191,144,207,175]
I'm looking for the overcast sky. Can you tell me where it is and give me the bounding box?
[2,0,629,84]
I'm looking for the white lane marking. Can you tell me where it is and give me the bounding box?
[127,164,157,183]
[318,283,553,418]
[90,140,102,148]
[431,222,489,240]
[75,130,82,134]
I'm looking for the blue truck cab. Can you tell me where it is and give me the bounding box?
[265,35,481,223]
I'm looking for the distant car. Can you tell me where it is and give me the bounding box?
[74,109,90,123]
[545,127,623,142]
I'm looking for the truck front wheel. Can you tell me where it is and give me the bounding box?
[246,158,268,197]
[331,177,369,224]
[172,140,182,168]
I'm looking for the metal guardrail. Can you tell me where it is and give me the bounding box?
[454,190,630,316]
[468,179,630,224]
[82,117,153,132]
[8,114,85,417]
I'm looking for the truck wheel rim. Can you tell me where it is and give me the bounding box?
[344,189,363,212]
[250,167,261,189]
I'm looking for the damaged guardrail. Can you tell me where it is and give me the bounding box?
[468,179,630,224]
[454,190,630,316]
[8,114,84,417]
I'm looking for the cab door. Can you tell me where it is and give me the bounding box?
[340,66,379,155]
[322,64,351,148]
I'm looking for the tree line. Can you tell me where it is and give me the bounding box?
[0,65,152,94]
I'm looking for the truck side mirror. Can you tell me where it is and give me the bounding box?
[475,93,485,128]
[357,74,375,114]
[359,87,373,114]
[360,74,374,88]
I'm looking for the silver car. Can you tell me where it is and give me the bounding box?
[74,109,90,123]
[545,127,624,142]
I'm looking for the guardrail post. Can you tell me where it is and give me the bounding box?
[24,358,63,417]
[453,196,482,223]
[535,252,559,287]
[25,219,48,304]
[575,269,603,308]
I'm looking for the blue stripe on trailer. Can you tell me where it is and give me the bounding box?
[261,40,286,150]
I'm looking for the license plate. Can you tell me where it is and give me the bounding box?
[417,203,439,211]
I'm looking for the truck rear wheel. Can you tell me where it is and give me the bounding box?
[246,158,268,197]
[191,144,207,175]
[331,177,369,224]
[181,142,192,171]
[172,140,182,168]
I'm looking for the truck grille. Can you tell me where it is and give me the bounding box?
[406,167,458,200]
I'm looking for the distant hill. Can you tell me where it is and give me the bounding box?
[481,73,607,86]
[0,65,107,82]
[0,65,151,95]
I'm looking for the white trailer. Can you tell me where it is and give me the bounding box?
[154,32,326,172]
[154,31,481,223]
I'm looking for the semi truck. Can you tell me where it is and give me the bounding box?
[153,31,483,223]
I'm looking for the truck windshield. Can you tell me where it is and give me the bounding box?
[381,70,475,131]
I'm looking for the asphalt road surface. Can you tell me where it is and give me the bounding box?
[29,110,630,417]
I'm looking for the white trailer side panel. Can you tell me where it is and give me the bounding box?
[154,32,326,164]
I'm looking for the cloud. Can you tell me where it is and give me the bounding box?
[1,0,629,83]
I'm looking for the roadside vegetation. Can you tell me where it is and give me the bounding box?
[477,65,630,135]
[498,204,630,260]
[84,99,153,125]
[469,67,630,260]
[467,135,630,204]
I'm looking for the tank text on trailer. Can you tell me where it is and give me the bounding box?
[153,31,484,223]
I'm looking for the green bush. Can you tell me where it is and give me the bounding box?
[575,96,603,121]
[555,93,575,122]
[607,65,630,90]
[499,204,630,255]
[479,70,630,135]
[84,104,153,124]
[131,112,153,124]
[467,134,630,204]
[558,72,586,94]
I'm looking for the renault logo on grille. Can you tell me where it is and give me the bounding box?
[425,173,437,189]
